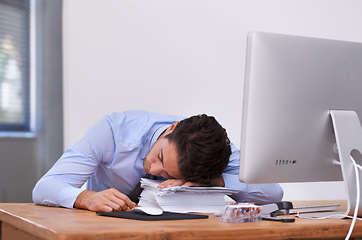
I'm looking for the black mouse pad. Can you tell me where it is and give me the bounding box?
[96,211,209,221]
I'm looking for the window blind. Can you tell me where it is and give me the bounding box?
[0,0,31,131]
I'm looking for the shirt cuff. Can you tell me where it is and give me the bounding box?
[58,187,85,209]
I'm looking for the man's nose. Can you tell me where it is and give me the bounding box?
[149,162,163,175]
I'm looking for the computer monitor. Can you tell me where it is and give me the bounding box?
[239,32,362,216]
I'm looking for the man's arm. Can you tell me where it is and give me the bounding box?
[32,116,126,210]
[223,173,284,204]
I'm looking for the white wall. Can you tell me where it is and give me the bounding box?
[63,0,362,201]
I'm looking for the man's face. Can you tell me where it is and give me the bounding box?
[143,137,181,179]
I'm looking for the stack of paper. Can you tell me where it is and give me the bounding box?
[138,178,239,213]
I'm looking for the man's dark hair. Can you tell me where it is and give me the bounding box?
[165,114,231,185]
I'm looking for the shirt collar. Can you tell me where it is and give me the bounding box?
[149,124,170,149]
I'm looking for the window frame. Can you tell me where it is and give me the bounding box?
[0,0,32,132]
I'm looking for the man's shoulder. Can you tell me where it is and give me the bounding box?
[101,110,183,143]
[107,110,184,123]
[103,110,184,134]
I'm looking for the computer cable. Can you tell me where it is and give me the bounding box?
[296,155,362,240]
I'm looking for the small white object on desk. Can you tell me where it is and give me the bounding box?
[132,206,163,216]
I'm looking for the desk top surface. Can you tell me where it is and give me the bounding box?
[0,201,360,240]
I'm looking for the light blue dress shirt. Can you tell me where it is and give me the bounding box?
[32,110,283,209]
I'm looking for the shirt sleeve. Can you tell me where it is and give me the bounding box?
[222,143,284,205]
[32,115,116,209]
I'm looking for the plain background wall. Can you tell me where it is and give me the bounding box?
[63,0,362,201]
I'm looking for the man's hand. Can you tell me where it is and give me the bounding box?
[158,176,225,189]
[158,179,188,188]
[74,189,136,212]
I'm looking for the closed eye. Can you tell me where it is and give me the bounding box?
[158,149,164,164]
[158,149,174,179]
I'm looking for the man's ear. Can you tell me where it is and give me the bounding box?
[164,121,179,135]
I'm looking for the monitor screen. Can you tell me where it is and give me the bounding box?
[239,32,362,184]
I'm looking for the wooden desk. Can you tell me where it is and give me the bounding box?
[0,201,361,240]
